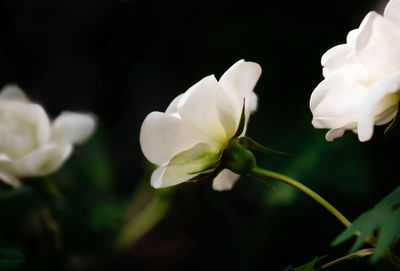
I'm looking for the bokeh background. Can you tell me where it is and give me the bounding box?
[0,0,399,270]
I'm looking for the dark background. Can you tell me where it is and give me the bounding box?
[0,0,399,270]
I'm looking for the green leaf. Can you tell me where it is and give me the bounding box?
[332,185,400,262]
[0,249,25,270]
[288,255,328,271]
[239,136,288,155]
[320,248,374,269]
[233,99,246,138]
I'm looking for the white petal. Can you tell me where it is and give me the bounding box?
[384,0,400,25]
[212,169,240,191]
[355,11,400,78]
[325,128,346,142]
[215,84,242,139]
[151,143,220,188]
[324,122,357,141]
[17,144,72,176]
[346,29,360,46]
[31,104,51,146]
[0,84,29,102]
[0,154,20,187]
[165,94,183,113]
[0,102,51,147]
[140,111,217,165]
[321,44,364,78]
[310,74,368,131]
[219,60,262,101]
[249,92,258,113]
[218,60,261,137]
[176,75,227,143]
[321,44,351,67]
[150,166,166,189]
[358,72,400,141]
[51,112,96,144]
[355,12,378,52]
[0,172,20,187]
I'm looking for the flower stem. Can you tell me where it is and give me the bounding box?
[250,166,351,228]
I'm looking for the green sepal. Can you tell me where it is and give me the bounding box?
[288,255,328,271]
[239,136,288,155]
[186,166,224,184]
[221,138,256,175]
[384,108,400,137]
[233,99,246,138]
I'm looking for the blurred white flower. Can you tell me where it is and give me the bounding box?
[310,0,400,141]
[140,60,261,191]
[0,84,96,187]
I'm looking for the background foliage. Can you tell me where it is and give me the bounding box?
[0,0,399,270]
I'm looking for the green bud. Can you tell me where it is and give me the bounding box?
[221,138,256,175]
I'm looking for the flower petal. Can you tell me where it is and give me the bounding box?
[217,60,261,137]
[249,92,258,112]
[176,75,227,143]
[321,44,365,79]
[358,72,400,141]
[140,111,217,165]
[310,74,368,131]
[355,11,378,52]
[0,154,20,187]
[212,169,240,191]
[0,84,29,102]
[51,112,96,144]
[151,143,221,188]
[324,122,358,141]
[165,93,183,114]
[355,11,400,78]
[219,59,262,102]
[31,104,51,146]
[347,29,360,45]
[384,0,400,25]
[17,144,72,176]
[0,102,51,147]
[322,44,351,68]
[215,84,242,139]
[150,166,166,189]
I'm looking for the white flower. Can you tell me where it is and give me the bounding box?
[140,60,261,191]
[310,0,400,141]
[0,84,96,187]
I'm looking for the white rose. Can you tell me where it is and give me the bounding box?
[140,60,261,191]
[0,84,96,187]
[310,0,400,141]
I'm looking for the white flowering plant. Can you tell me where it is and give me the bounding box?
[0,84,96,188]
[1,0,400,270]
[0,85,96,187]
[140,57,400,269]
[310,0,400,142]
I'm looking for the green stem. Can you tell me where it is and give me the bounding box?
[251,167,351,228]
